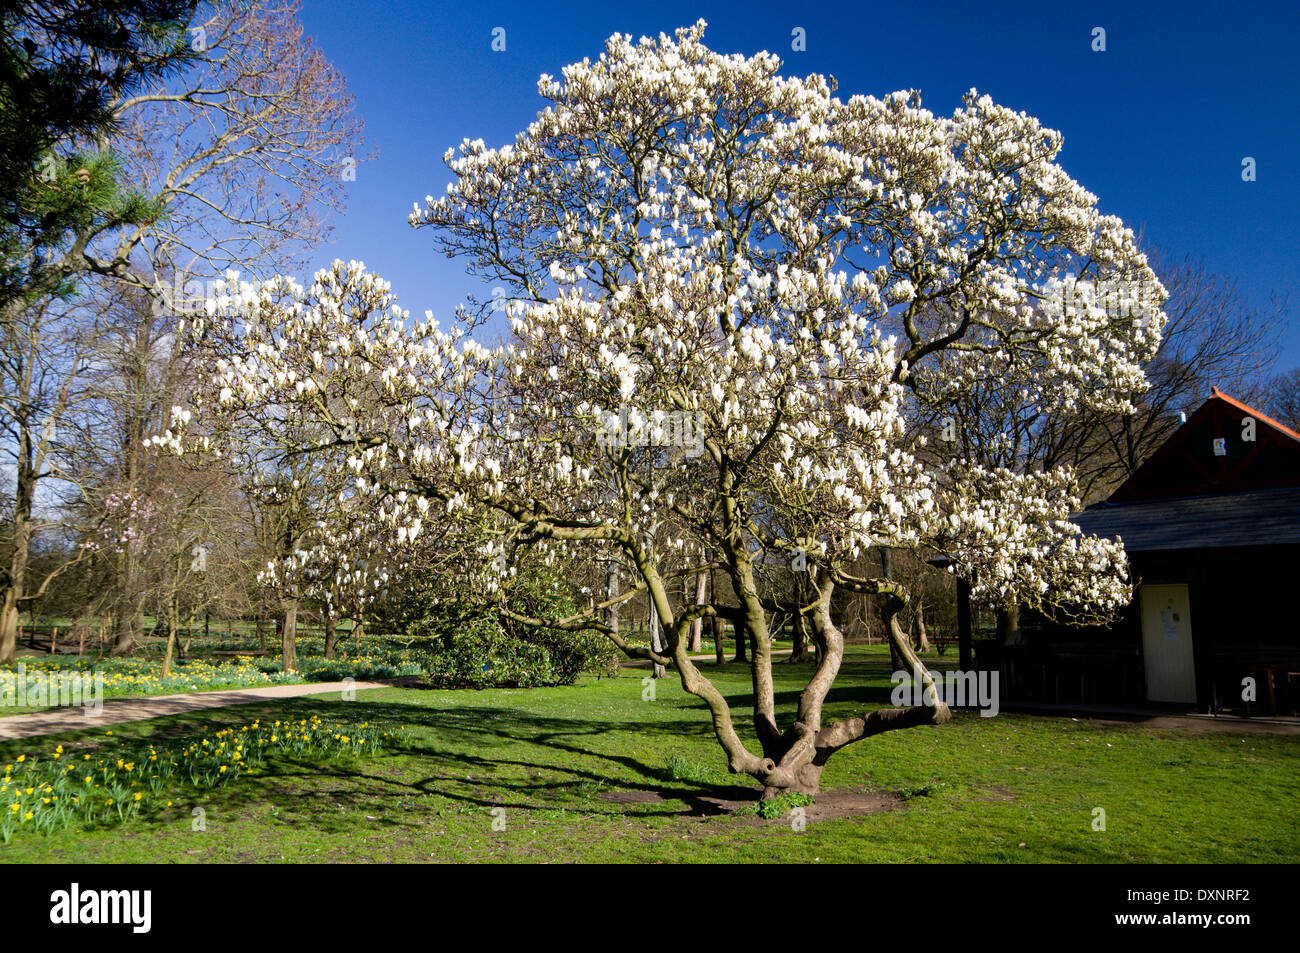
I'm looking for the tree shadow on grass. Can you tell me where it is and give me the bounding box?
[39,667,915,840]
[131,697,763,835]
[182,673,909,831]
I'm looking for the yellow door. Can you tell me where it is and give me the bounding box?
[1139,584,1198,704]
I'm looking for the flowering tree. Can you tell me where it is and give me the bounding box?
[162,23,1165,796]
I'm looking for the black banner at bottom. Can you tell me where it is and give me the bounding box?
[7,862,1278,941]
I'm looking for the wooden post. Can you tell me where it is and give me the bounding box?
[50,626,58,655]
[78,623,86,655]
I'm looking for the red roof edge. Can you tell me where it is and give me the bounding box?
[1209,386,1300,443]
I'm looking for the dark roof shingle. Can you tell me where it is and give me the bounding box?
[1073,487,1300,551]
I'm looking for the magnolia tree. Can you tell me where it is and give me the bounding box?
[159,23,1165,797]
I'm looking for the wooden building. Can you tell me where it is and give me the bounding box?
[1002,388,1300,714]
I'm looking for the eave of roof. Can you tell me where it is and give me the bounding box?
[1209,386,1300,443]
[1073,486,1300,551]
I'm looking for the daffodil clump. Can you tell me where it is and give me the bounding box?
[0,716,392,842]
[1,656,302,705]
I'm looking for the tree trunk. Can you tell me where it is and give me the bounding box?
[0,587,20,665]
[0,490,32,665]
[733,617,748,664]
[281,597,299,673]
[754,580,951,799]
[605,566,620,638]
[112,548,144,655]
[788,607,815,662]
[915,600,931,652]
[323,612,338,659]
[255,614,266,653]
[957,578,973,669]
[709,571,725,665]
[352,619,363,654]
[162,591,180,678]
[688,570,706,652]
[649,597,666,679]
[0,358,37,665]
[881,549,906,672]
[996,605,1020,645]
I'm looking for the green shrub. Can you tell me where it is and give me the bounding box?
[373,555,620,688]
[298,658,421,683]
[406,617,561,688]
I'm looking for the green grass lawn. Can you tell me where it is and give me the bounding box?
[2,652,1297,863]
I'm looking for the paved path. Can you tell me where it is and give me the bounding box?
[0,681,392,742]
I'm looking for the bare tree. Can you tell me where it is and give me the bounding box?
[1045,251,1287,500]
[32,0,365,303]
[60,281,197,653]
[1,1,364,661]
[1262,367,1300,431]
[0,296,94,661]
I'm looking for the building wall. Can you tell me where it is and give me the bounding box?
[1013,543,1300,712]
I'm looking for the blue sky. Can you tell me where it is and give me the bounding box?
[296,0,1300,370]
